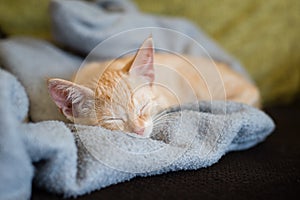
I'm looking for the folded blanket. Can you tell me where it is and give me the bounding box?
[50,0,250,79]
[0,69,33,200]
[0,67,274,198]
[0,0,275,199]
[0,37,81,122]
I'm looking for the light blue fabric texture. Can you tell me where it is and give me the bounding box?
[0,69,33,200]
[0,42,275,198]
[50,0,250,79]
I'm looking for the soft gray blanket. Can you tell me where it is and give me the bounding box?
[0,0,275,199]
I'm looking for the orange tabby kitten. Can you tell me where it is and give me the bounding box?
[48,37,260,137]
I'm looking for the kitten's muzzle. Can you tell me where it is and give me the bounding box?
[133,127,145,135]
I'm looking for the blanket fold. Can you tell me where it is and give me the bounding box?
[50,0,250,79]
[0,0,275,199]
[0,69,33,200]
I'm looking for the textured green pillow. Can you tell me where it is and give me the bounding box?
[1,0,299,105]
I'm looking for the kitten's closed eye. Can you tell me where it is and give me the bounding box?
[136,102,148,116]
[139,101,157,117]
[100,117,126,132]
[102,118,125,123]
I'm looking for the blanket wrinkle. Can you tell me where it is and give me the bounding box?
[0,69,33,200]
[0,0,275,199]
[50,0,250,80]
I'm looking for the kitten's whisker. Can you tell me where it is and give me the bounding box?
[153,110,168,121]
[153,118,177,127]
[152,113,174,123]
[153,115,168,123]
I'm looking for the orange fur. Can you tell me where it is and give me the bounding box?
[48,37,260,137]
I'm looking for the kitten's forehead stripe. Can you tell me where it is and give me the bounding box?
[95,69,134,121]
[94,67,152,134]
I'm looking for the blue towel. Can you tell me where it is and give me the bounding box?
[0,69,33,200]
[0,67,274,198]
[50,0,250,79]
[0,0,275,199]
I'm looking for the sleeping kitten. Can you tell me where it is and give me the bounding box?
[48,36,260,137]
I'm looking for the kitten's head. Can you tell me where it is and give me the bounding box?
[48,37,156,137]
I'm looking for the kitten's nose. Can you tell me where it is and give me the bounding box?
[134,127,145,135]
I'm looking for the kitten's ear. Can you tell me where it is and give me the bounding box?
[124,36,154,82]
[47,78,95,120]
